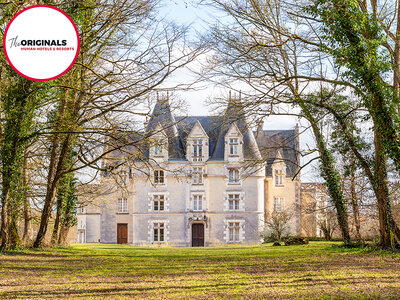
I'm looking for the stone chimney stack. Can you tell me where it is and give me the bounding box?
[144,116,149,130]
[256,118,264,137]
[156,91,169,105]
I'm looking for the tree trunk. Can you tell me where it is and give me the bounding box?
[301,105,351,244]
[374,130,398,249]
[51,195,63,245]
[34,135,71,248]
[0,192,10,250]
[349,159,361,242]
[22,150,31,243]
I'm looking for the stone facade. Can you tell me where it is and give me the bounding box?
[77,96,301,246]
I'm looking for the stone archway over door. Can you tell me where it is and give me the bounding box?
[192,223,204,247]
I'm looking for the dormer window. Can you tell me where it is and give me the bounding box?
[274,169,284,186]
[154,141,163,156]
[229,138,238,155]
[193,139,203,161]
[186,121,209,163]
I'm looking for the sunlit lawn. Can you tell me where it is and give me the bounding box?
[1,242,400,299]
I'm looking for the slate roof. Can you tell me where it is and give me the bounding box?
[105,97,299,178]
[254,129,299,177]
[144,97,263,161]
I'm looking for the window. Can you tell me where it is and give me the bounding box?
[193,140,203,161]
[229,138,238,155]
[193,195,203,211]
[119,170,128,184]
[153,222,164,242]
[78,206,85,214]
[118,198,128,213]
[154,141,163,156]
[228,194,240,211]
[274,169,284,186]
[273,197,284,212]
[153,195,165,211]
[228,168,239,184]
[192,167,203,184]
[154,170,165,184]
[228,222,240,242]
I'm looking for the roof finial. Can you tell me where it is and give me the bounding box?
[229,90,232,101]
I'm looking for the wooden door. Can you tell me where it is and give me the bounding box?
[117,223,128,244]
[192,223,204,247]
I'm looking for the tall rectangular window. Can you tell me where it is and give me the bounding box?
[274,169,284,186]
[192,167,203,184]
[228,194,240,211]
[228,222,240,242]
[193,140,203,161]
[153,195,165,211]
[273,197,284,212]
[228,168,239,184]
[118,198,128,213]
[154,170,165,184]
[153,222,164,242]
[229,138,238,155]
[154,141,163,156]
[193,195,203,211]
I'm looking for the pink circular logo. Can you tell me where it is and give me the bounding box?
[3,5,80,81]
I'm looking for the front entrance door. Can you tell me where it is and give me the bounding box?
[117,223,128,244]
[192,223,204,247]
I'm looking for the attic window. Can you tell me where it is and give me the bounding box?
[229,138,238,155]
[274,169,284,186]
[154,141,163,156]
[193,139,203,161]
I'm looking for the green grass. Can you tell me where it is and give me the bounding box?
[1,242,400,299]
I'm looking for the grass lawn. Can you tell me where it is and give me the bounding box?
[1,242,400,299]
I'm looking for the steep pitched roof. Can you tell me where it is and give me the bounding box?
[175,116,222,159]
[145,98,184,159]
[210,97,262,161]
[103,97,299,171]
[254,129,299,177]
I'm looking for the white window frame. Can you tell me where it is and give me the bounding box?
[228,222,240,242]
[193,139,203,161]
[192,167,203,185]
[228,194,240,211]
[193,194,203,211]
[154,169,165,185]
[153,194,165,212]
[153,222,165,242]
[118,198,128,213]
[229,138,238,155]
[228,168,240,184]
[154,141,163,156]
[274,169,284,186]
[273,197,284,212]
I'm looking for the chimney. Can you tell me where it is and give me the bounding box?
[144,116,149,130]
[256,118,264,137]
[156,92,169,105]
